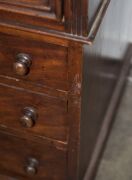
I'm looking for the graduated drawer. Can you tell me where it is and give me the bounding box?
[0,83,68,142]
[0,33,68,91]
[0,131,67,179]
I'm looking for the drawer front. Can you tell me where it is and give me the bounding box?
[0,84,68,141]
[0,0,64,31]
[0,132,67,179]
[0,33,68,91]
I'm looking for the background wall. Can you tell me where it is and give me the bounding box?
[93,0,132,179]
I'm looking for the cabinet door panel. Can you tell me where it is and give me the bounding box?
[0,0,64,31]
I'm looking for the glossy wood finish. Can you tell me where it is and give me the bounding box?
[0,0,111,43]
[0,0,64,31]
[0,0,63,20]
[0,131,67,180]
[67,42,83,180]
[0,83,68,141]
[0,0,130,179]
[0,33,68,91]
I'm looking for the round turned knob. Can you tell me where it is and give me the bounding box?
[14,53,32,76]
[26,158,39,176]
[20,107,38,128]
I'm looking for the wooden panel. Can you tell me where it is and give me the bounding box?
[0,84,68,141]
[0,0,63,17]
[67,42,83,180]
[0,33,68,91]
[0,0,112,42]
[0,131,67,179]
[0,0,50,9]
[0,0,64,31]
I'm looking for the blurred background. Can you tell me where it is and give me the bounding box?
[95,0,132,179]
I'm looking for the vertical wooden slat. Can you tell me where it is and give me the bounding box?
[55,0,63,21]
[64,0,88,36]
[67,41,83,180]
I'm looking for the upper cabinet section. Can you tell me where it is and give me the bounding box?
[3,0,63,19]
[0,0,111,43]
[0,0,64,31]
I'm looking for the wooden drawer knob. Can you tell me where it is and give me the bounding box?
[20,107,38,128]
[14,53,32,76]
[26,158,39,176]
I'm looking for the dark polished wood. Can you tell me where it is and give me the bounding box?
[0,0,130,179]
[0,0,110,43]
[0,131,67,180]
[0,83,68,141]
[0,0,64,31]
[0,32,68,91]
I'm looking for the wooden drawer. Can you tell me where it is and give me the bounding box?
[0,83,68,142]
[0,33,68,91]
[0,131,67,179]
[0,0,64,31]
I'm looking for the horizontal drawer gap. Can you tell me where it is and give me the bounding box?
[0,127,68,151]
[0,75,68,101]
